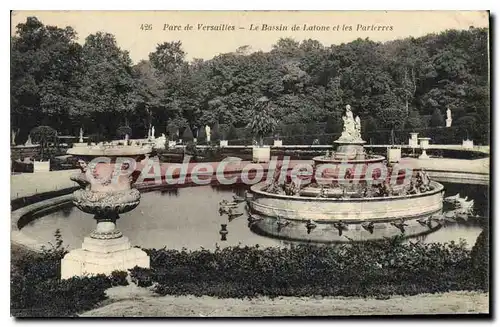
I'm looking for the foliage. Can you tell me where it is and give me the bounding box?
[197,125,207,144]
[87,132,106,144]
[11,17,489,145]
[11,231,112,317]
[182,126,194,142]
[129,266,154,287]
[226,125,239,141]
[132,238,486,299]
[470,230,489,290]
[116,125,132,139]
[247,96,277,146]
[11,230,489,316]
[110,270,129,287]
[29,125,57,160]
[405,109,425,129]
[324,115,343,135]
[211,122,221,142]
[184,141,198,157]
[219,124,230,141]
[430,108,445,127]
[149,41,186,74]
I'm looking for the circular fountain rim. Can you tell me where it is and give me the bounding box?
[67,145,152,157]
[312,154,386,164]
[250,180,444,202]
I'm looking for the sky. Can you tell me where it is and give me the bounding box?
[11,11,489,63]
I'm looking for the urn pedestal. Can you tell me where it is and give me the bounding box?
[252,146,271,163]
[61,145,152,279]
[418,137,431,160]
[61,238,149,279]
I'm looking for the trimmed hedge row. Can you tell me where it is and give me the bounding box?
[130,236,488,299]
[11,240,117,318]
[12,232,489,316]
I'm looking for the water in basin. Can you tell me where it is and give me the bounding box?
[21,183,487,251]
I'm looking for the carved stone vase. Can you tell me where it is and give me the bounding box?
[61,144,152,279]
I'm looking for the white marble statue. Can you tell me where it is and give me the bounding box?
[205,125,211,143]
[25,135,33,146]
[79,128,84,143]
[338,104,363,142]
[446,108,452,127]
[354,116,361,139]
[154,133,167,150]
[151,126,156,139]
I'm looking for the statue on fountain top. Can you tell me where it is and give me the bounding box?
[336,105,364,143]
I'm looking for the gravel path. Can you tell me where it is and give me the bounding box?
[81,284,489,317]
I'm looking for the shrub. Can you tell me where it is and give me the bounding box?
[11,273,111,317]
[110,270,129,287]
[182,126,194,142]
[202,145,224,162]
[129,266,153,287]
[471,230,489,290]
[430,108,445,127]
[219,124,230,141]
[29,126,58,160]
[247,97,277,146]
[130,238,484,299]
[11,230,113,317]
[226,125,239,141]
[184,141,198,157]
[197,126,207,144]
[211,123,221,142]
[87,133,105,144]
[116,126,132,139]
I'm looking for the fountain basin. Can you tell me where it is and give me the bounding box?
[312,154,385,165]
[248,181,445,242]
[249,181,443,222]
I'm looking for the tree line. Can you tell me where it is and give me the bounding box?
[11,16,490,145]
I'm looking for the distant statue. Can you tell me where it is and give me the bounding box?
[151,126,156,139]
[354,116,361,139]
[154,133,167,150]
[205,125,211,142]
[337,104,363,142]
[79,127,84,143]
[124,133,129,143]
[11,129,16,146]
[25,135,33,146]
[445,108,452,127]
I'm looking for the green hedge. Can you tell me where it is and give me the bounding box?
[11,246,114,317]
[130,237,487,299]
[12,232,489,316]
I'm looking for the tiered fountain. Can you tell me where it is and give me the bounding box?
[60,143,152,279]
[247,105,445,242]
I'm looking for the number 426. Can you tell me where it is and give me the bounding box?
[140,24,153,31]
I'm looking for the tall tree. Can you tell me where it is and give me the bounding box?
[11,17,83,138]
[77,32,140,138]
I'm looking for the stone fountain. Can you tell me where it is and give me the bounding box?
[60,143,152,279]
[247,104,445,243]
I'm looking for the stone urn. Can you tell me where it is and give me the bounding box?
[61,144,152,279]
